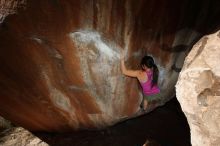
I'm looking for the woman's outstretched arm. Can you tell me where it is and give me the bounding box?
[120,57,139,78]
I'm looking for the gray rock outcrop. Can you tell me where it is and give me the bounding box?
[0,116,12,131]
[0,0,26,23]
[0,127,48,146]
[176,31,220,146]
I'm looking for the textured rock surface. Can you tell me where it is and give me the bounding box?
[0,0,26,23]
[0,117,12,131]
[0,0,220,132]
[0,127,48,146]
[176,31,220,146]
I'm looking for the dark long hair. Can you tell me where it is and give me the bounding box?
[140,56,159,87]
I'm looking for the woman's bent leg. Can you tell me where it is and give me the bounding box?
[143,99,148,110]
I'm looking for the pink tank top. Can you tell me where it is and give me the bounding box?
[140,70,160,96]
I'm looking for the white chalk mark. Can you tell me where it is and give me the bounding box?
[69,30,120,59]
[30,37,43,44]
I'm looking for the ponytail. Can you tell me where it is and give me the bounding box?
[152,64,159,88]
[140,55,159,88]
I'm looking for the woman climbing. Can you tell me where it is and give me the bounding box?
[120,53,160,111]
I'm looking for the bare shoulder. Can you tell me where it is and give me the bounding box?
[136,70,144,77]
[137,70,148,82]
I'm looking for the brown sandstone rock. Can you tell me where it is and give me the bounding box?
[176,31,220,146]
[0,0,219,132]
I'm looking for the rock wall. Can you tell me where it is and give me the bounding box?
[0,127,48,146]
[0,116,12,131]
[0,0,26,23]
[0,0,220,132]
[176,31,220,146]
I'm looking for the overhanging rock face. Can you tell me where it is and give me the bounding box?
[0,0,219,132]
